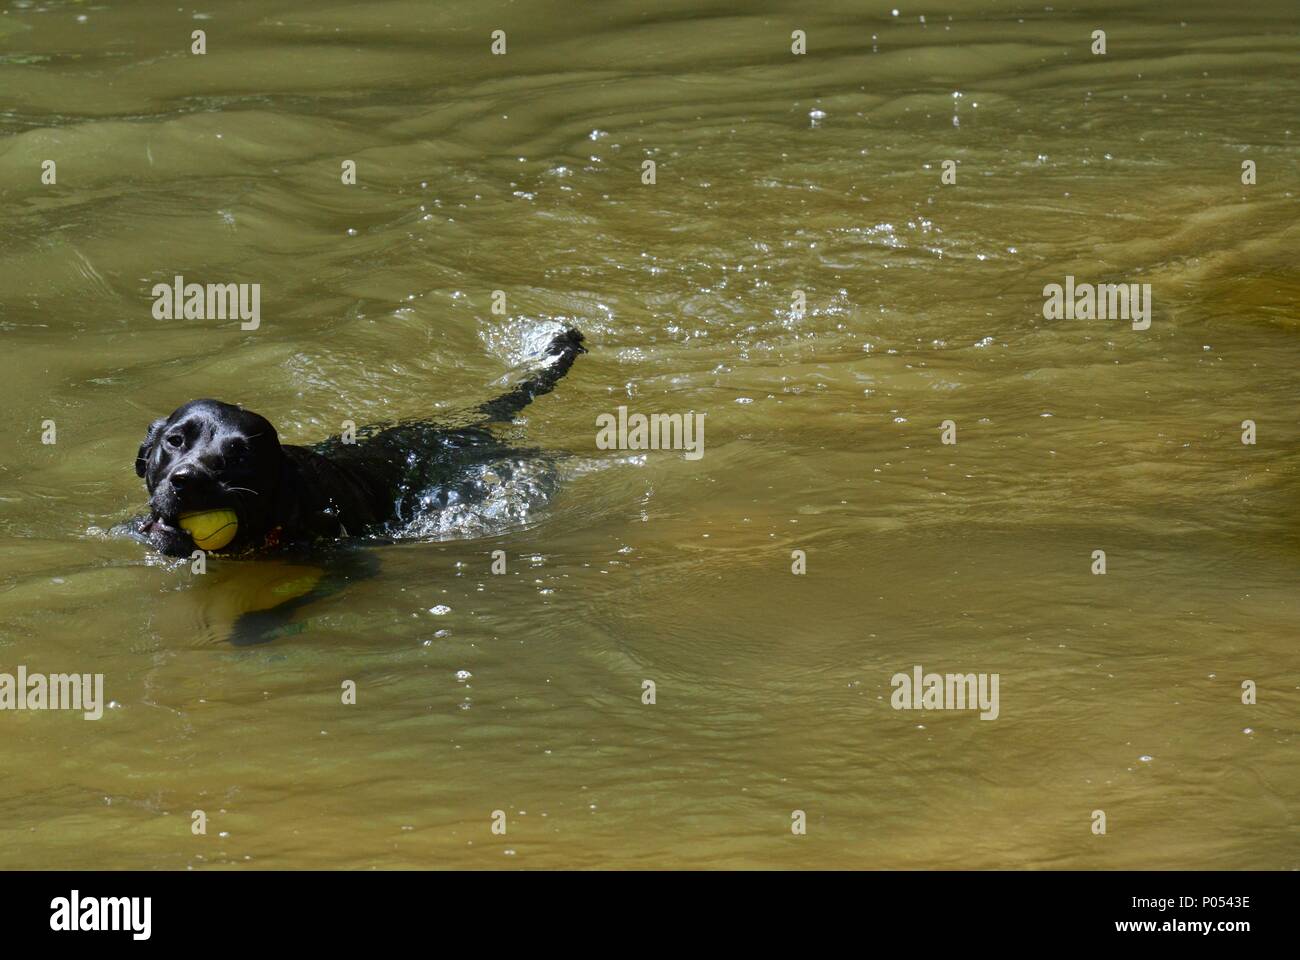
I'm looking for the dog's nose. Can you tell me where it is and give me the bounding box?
[169,465,202,490]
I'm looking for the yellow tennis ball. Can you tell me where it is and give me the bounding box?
[178,509,239,551]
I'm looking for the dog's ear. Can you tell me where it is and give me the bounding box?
[135,417,166,478]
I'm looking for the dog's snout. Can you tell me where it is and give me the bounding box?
[168,464,207,490]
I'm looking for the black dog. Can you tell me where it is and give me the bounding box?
[134,329,585,559]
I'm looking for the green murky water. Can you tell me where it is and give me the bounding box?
[0,0,1297,868]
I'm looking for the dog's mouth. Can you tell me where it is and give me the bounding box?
[142,512,182,534]
[142,491,251,556]
[140,511,195,557]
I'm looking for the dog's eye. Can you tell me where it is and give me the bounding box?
[166,434,183,448]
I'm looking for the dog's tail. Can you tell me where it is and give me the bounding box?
[476,328,586,423]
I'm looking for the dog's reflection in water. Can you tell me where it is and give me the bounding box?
[182,452,559,644]
[185,546,377,646]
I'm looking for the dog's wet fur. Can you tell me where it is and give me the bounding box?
[134,329,585,559]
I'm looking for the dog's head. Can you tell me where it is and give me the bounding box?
[136,399,285,556]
